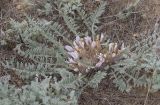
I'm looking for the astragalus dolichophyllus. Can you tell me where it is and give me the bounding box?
[65,34,125,73]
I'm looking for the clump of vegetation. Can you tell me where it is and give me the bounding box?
[0,0,160,105]
[64,34,125,73]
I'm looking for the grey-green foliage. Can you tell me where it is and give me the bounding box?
[0,2,107,104]
[110,42,158,92]
[0,68,106,105]
[0,76,20,105]
[55,0,106,36]
[0,1,108,104]
[88,71,106,88]
[117,0,141,20]
[44,3,52,15]
[0,71,77,105]
[4,17,67,77]
[76,1,106,36]
[109,20,160,92]
[110,50,151,92]
[33,0,106,37]
[61,0,82,14]
[89,2,106,36]
[2,0,107,78]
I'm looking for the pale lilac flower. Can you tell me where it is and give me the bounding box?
[112,53,116,57]
[100,33,104,42]
[65,34,117,72]
[74,68,79,72]
[68,51,79,59]
[75,36,80,43]
[68,58,76,63]
[96,53,105,67]
[114,43,118,52]
[96,57,105,67]
[84,36,92,45]
[98,53,104,60]
[109,43,118,53]
[73,41,79,49]
[91,41,96,48]
[121,43,125,50]
[109,43,114,53]
[65,45,74,52]
[74,36,84,48]
[79,41,84,48]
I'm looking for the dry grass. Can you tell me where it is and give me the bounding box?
[79,79,160,105]
[0,0,160,105]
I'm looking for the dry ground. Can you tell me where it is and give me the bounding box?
[0,0,160,105]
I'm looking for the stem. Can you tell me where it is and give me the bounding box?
[144,82,151,105]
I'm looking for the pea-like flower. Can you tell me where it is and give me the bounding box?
[65,34,125,73]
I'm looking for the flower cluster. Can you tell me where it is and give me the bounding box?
[65,34,125,73]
